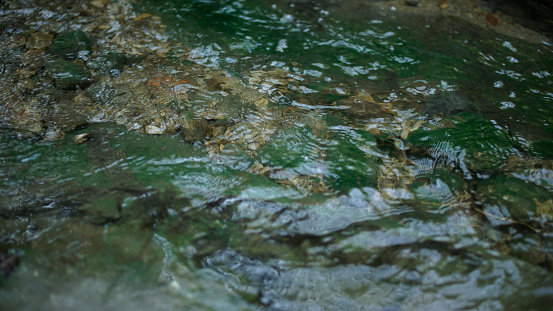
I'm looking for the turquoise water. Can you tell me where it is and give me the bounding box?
[2,1,553,310]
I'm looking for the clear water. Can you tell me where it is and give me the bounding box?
[2,1,553,310]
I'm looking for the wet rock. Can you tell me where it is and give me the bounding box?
[42,127,66,141]
[85,80,116,106]
[44,59,92,89]
[410,168,471,210]
[227,121,271,151]
[7,98,44,138]
[181,118,212,143]
[211,142,254,171]
[73,133,89,145]
[145,125,164,135]
[257,126,325,176]
[334,92,395,119]
[246,68,298,94]
[48,30,92,60]
[255,118,378,194]
[26,31,54,50]
[197,95,255,122]
[0,48,23,80]
[87,51,127,76]
[19,49,46,78]
[48,99,88,132]
[502,156,553,193]
[422,91,471,118]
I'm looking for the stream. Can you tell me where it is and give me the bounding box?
[1,0,553,310]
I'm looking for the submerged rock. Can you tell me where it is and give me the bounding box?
[26,30,54,50]
[48,30,92,60]
[530,139,553,159]
[87,51,127,76]
[475,174,553,229]
[326,129,379,192]
[406,112,515,176]
[255,115,379,194]
[334,92,396,119]
[6,98,45,138]
[44,59,92,89]
[422,91,471,118]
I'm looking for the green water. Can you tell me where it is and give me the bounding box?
[143,0,553,135]
[2,0,553,310]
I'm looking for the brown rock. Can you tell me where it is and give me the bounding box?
[486,13,500,27]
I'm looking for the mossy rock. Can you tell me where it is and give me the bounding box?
[258,126,324,174]
[530,139,553,159]
[48,30,92,60]
[475,175,553,228]
[410,168,467,209]
[326,129,379,193]
[258,125,378,193]
[407,112,514,174]
[45,59,91,89]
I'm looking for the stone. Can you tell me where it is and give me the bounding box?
[73,133,90,145]
[8,99,44,137]
[145,125,164,135]
[48,30,92,60]
[49,99,88,132]
[87,51,127,76]
[26,31,54,50]
[44,59,92,89]
[475,175,552,228]
[407,112,514,176]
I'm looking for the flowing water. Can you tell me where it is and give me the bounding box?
[2,0,553,310]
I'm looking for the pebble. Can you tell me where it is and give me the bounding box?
[146,125,165,135]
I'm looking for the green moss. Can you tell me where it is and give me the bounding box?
[407,113,514,174]
[530,139,553,159]
[326,129,378,193]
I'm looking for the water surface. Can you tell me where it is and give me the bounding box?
[2,0,553,310]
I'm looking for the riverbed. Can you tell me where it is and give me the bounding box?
[1,0,553,310]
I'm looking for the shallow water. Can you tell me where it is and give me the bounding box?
[2,0,553,310]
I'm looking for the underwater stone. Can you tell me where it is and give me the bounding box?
[87,51,127,76]
[49,99,88,132]
[44,59,92,89]
[530,139,553,159]
[86,81,116,105]
[181,118,212,143]
[422,91,470,118]
[258,125,378,194]
[8,98,44,137]
[26,31,54,50]
[475,175,552,228]
[407,112,514,175]
[48,30,92,60]
[326,129,379,193]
